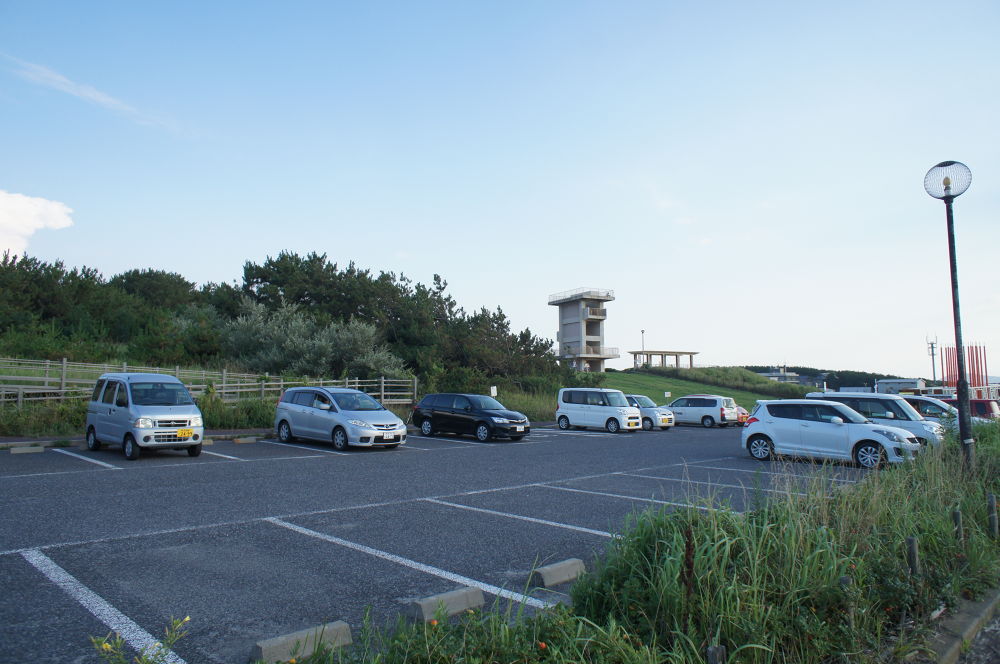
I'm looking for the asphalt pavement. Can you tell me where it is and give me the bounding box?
[1,424,866,664]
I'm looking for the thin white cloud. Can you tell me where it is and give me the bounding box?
[0,191,74,255]
[3,54,173,130]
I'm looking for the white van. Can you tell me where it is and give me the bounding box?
[556,388,641,433]
[805,391,944,446]
[85,373,205,460]
[666,394,738,427]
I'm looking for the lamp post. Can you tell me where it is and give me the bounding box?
[924,160,974,470]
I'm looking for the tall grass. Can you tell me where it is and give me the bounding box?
[0,399,87,436]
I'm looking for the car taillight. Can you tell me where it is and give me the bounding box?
[720,407,726,421]
[746,416,759,425]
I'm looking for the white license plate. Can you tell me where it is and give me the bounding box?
[515,426,524,432]
[383,433,394,440]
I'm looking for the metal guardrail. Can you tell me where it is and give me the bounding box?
[547,287,614,304]
[559,344,620,358]
[0,357,417,408]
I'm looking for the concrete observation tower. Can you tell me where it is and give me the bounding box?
[548,287,619,372]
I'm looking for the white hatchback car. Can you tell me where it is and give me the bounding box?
[742,399,920,468]
[624,394,675,431]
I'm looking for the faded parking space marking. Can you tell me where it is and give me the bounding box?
[21,549,186,664]
[51,448,122,470]
[538,484,716,511]
[616,472,808,497]
[684,462,860,483]
[259,440,349,455]
[424,499,614,538]
[265,518,554,609]
[201,450,245,461]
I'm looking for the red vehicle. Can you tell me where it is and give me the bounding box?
[942,398,1000,420]
[736,406,750,425]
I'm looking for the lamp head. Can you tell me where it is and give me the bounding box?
[924,161,971,199]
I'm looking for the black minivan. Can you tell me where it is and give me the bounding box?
[412,393,530,441]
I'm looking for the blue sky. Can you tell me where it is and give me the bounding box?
[2,1,998,379]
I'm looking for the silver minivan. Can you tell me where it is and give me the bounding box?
[805,391,944,446]
[85,373,205,460]
[274,387,407,450]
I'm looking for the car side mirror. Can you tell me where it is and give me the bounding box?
[884,412,894,419]
[319,403,331,411]
[830,416,844,425]
[465,405,472,412]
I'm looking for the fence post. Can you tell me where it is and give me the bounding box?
[122,362,127,373]
[412,376,418,403]
[380,376,385,402]
[839,575,855,630]
[952,509,964,543]
[175,365,180,377]
[17,387,24,410]
[261,373,268,398]
[44,359,51,388]
[988,494,998,540]
[222,369,227,400]
[706,645,727,664]
[906,536,920,576]
[60,357,67,393]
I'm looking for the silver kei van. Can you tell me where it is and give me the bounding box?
[85,373,205,460]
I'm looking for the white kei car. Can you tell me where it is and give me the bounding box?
[742,399,920,468]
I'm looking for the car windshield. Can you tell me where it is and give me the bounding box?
[130,382,194,406]
[633,395,657,408]
[606,392,628,407]
[833,404,869,424]
[467,395,505,410]
[331,392,384,411]
[892,399,924,421]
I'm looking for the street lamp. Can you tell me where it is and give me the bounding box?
[924,160,974,469]
[641,329,645,352]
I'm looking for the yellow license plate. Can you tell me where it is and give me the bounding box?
[176,428,194,438]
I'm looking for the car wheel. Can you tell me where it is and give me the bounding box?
[557,416,571,430]
[748,435,773,460]
[277,420,294,443]
[187,444,202,457]
[475,423,493,442]
[420,419,434,436]
[86,427,101,451]
[606,418,620,433]
[123,435,140,461]
[701,416,715,428]
[509,435,524,441]
[642,417,653,431]
[854,442,885,469]
[332,427,349,451]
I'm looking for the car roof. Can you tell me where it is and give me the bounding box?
[759,399,847,406]
[288,386,365,395]
[98,373,183,383]
[806,391,902,398]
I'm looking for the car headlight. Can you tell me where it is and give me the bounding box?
[873,429,905,443]
[348,419,371,428]
[190,416,203,427]
[134,417,154,429]
[491,417,509,424]
[922,422,942,433]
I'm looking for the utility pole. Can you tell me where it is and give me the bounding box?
[927,335,938,383]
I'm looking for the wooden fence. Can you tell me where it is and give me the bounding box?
[0,357,418,408]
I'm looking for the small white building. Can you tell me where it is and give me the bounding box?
[875,378,926,394]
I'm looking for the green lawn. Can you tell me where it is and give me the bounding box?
[601,371,784,410]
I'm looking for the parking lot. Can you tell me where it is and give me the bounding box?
[1,425,868,664]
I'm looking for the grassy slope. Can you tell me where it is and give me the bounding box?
[601,371,780,410]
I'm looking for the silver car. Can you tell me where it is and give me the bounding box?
[85,373,205,460]
[274,387,406,450]
[625,394,675,431]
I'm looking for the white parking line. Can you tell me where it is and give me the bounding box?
[539,484,715,511]
[265,518,554,609]
[20,549,186,664]
[424,499,614,538]
[202,450,245,461]
[681,463,857,483]
[409,435,481,446]
[51,448,122,470]
[617,472,808,496]
[260,440,349,455]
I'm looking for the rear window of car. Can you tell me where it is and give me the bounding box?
[101,382,118,405]
[723,398,736,409]
[420,394,443,408]
[292,391,316,406]
[768,404,801,419]
[562,390,585,404]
